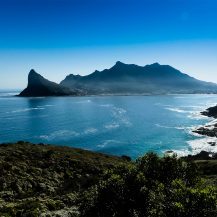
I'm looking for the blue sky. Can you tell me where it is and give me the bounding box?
[1,0,217,89]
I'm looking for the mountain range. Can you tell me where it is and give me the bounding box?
[19,62,217,96]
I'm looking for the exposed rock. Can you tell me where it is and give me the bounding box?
[193,105,217,138]
[192,127,217,137]
[201,105,217,118]
[209,142,216,146]
[182,151,217,162]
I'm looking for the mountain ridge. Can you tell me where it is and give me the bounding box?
[19,62,217,96]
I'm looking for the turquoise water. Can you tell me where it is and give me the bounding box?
[1,92,217,158]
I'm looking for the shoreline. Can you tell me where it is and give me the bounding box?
[191,104,217,156]
[2,140,217,161]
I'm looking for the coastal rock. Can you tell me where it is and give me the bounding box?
[201,105,217,118]
[192,127,217,137]
[192,105,217,156]
[193,105,217,137]
[182,150,217,160]
[208,142,216,146]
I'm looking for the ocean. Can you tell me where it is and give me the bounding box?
[1,91,217,159]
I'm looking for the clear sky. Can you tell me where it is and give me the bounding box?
[1,0,217,89]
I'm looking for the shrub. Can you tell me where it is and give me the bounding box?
[79,153,217,217]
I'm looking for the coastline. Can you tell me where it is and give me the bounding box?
[191,104,217,156]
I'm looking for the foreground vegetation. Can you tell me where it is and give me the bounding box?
[0,142,216,216]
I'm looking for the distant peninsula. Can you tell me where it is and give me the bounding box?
[19,62,217,97]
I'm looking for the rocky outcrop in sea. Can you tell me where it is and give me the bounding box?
[193,105,217,152]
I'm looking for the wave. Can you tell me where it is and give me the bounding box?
[165,132,216,157]
[164,101,217,120]
[187,130,204,137]
[84,128,98,134]
[112,107,127,115]
[165,106,212,120]
[97,140,123,148]
[179,105,201,108]
[166,149,192,157]
[104,123,120,130]
[100,104,113,107]
[155,124,175,129]
[40,127,99,140]
[173,96,188,99]
[187,112,210,120]
[42,105,54,107]
[111,107,132,127]
[75,99,92,104]
[0,92,20,97]
[101,104,132,129]
[6,105,54,114]
[187,137,217,155]
[155,124,196,132]
[207,119,217,125]
[39,130,79,141]
[165,107,191,113]
[26,97,45,99]
[181,105,217,155]
[7,107,45,113]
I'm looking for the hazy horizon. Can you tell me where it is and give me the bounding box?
[1,0,217,89]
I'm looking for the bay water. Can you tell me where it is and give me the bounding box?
[1,92,217,158]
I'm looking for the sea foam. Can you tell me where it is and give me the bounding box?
[187,137,217,155]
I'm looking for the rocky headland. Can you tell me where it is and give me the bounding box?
[192,104,217,149]
[193,105,217,138]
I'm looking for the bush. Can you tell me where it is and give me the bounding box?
[79,153,217,217]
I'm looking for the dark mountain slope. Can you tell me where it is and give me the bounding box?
[19,69,80,97]
[60,62,217,94]
[19,63,217,96]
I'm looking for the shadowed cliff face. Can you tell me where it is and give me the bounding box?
[27,69,47,87]
[19,62,217,97]
[19,69,80,97]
